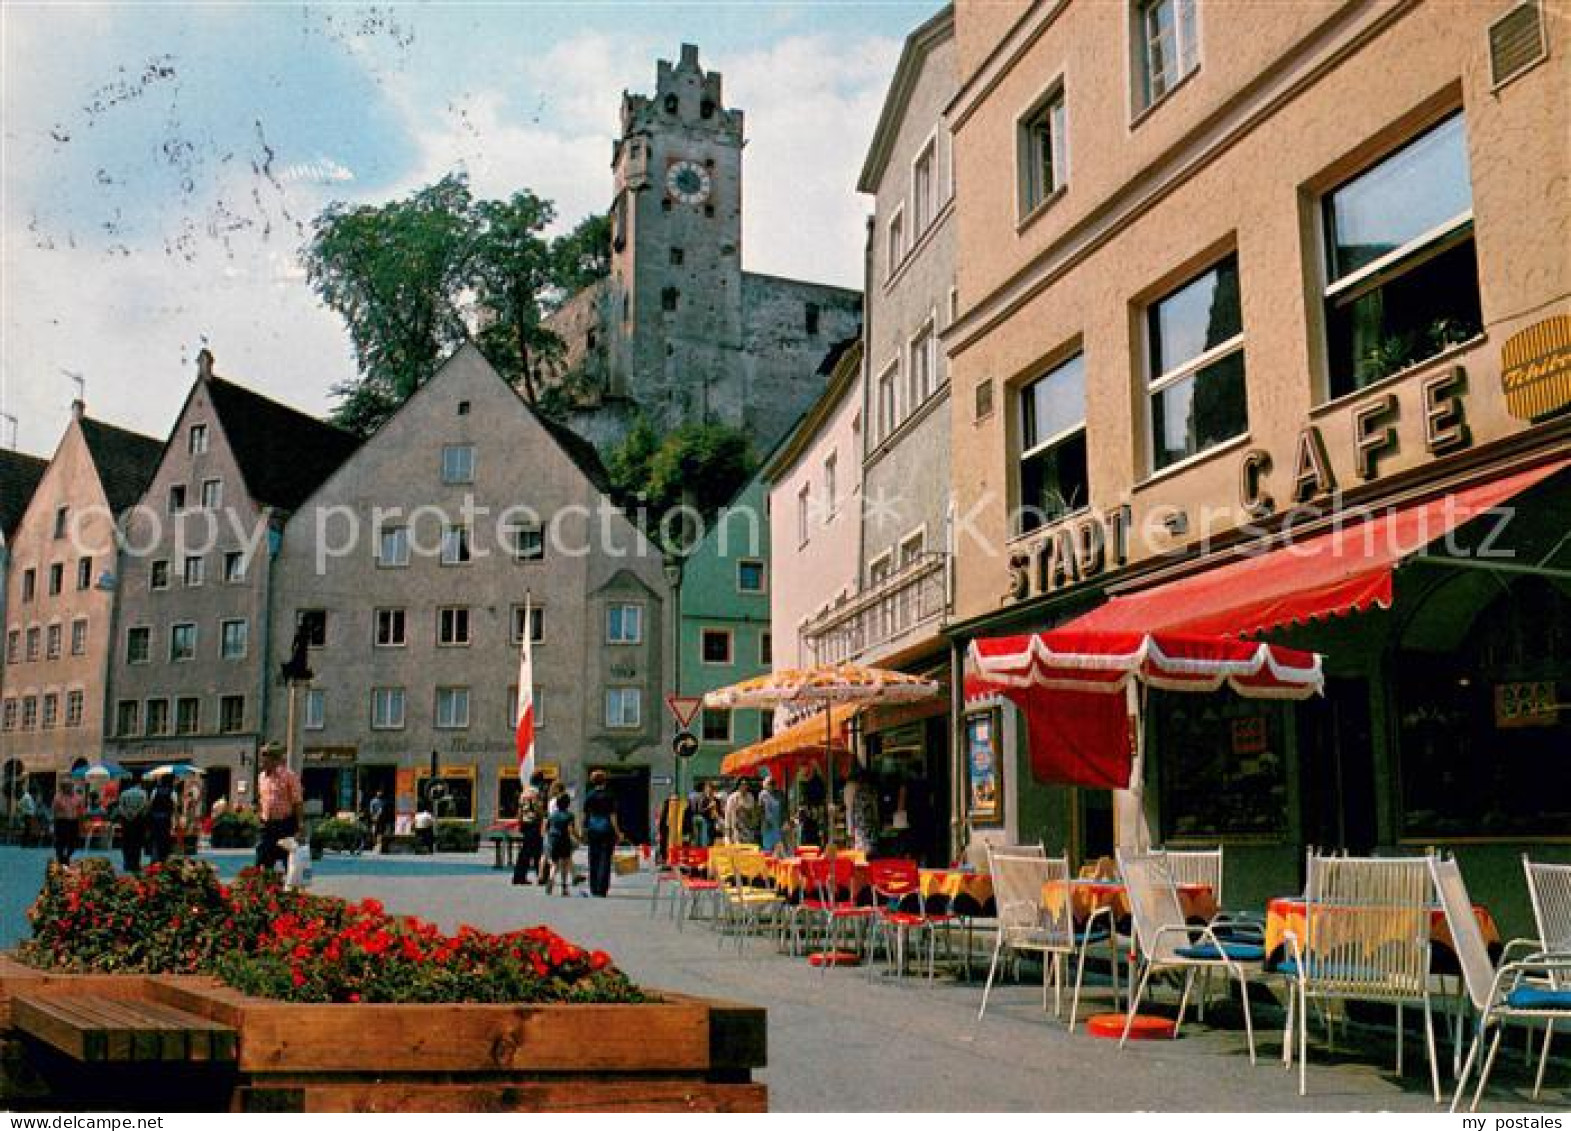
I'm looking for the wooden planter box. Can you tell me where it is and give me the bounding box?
[0,958,766,1112]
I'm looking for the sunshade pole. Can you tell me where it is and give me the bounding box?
[825,702,834,848]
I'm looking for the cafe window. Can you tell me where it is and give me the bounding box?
[1155,690,1289,840]
[1396,577,1570,840]
[416,770,475,821]
[1145,254,1247,472]
[1321,112,1481,399]
[1018,353,1089,534]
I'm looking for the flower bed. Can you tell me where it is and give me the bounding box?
[21,858,642,1005]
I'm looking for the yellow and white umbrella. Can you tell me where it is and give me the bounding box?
[704,663,941,842]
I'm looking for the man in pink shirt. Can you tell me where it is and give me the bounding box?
[255,744,303,872]
[51,781,84,866]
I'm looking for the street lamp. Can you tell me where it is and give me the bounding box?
[663,551,686,827]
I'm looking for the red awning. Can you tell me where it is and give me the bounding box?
[1070,458,1568,638]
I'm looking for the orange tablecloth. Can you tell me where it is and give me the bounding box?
[919,869,995,916]
[1264,897,1501,970]
[1041,880,1218,925]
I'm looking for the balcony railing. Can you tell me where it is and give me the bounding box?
[802,552,949,666]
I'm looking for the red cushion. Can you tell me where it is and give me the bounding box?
[879,911,930,927]
[681,879,720,890]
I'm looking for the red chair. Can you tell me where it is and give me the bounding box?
[673,846,721,931]
[866,859,954,982]
[796,855,874,969]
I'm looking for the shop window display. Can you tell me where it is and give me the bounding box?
[1156,691,1289,840]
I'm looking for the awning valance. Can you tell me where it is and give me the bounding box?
[1070,458,1568,638]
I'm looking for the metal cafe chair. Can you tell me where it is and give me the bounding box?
[1433,854,1571,1111]
[864,858,952,983]
[1282,853,1440,1100]
[1523,856,1571,1098]
[1116,849,1263,1061]
[978,847,1114,1031]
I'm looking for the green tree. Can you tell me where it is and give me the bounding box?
[305,175,478,435]
[613,422,756,526]
[607,416,662,502]
[304,174,611,434]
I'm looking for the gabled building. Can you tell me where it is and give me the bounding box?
[267,344,671,839]
[105,351,361,808]
[0,402,161,791]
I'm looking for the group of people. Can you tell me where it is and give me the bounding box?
[510,770,626,897]
[685,775,792,852]
[42,773,191,872]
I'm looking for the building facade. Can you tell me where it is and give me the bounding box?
[104,352,360,807]
[946,0,1570,930]
[266,345,672,839]
[0,404,160,793]
[766,341,866,673]
[545,44,862,453]
[678,470,774,785]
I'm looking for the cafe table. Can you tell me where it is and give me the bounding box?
[1263,896,1502,972]
[1041,879,1220,929]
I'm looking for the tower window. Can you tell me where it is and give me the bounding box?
[662,287,680,313]
[700,99,715,120]
[587,329,598,350]
[664,93,678,114]
[662,198,673,213]
[457,400,470,416]
[805,302,821,336]
[704,204,715,218]
[670,247,684,266]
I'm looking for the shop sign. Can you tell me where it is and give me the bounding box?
[1006,505,1130,602]
[1501,315,1571,422]
[965,710,1002,827]
[1494,681,1559,729]
[303,746,357,765]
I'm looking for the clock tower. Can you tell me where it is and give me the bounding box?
[607,43,746,428]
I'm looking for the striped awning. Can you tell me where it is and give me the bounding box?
[719,703,862,777]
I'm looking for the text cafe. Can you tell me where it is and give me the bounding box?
[981,345,1570,937]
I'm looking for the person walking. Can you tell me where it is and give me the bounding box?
[148,777,177,864]
[18,790,37,847]
[724,778,760,845]
[758,775,784,854]
[115,777,150,873]
[254,744,303,872]
[582,770,624,898]
[512,786,546,885]
[545,793,577,896]
[367,791,385,849]
[51,780,84,866]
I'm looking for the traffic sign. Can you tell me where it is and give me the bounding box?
[666,694,704,730]
[672,730,699,759]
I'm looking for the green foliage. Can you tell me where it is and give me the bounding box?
[20,860,644,1005]
[312,817,368,854]
[435,819,480,853]
[607,419,756,532]
[209,808,261,848]
[303,173,612,433]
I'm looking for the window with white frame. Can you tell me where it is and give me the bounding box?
[441,444,475,484]
[65,690,83,728]
[371,687,406,730]
[909,322,935,406]
[877,361,898,443]
[441,525,471,565]
[435,687,470,729]
[170,623,197,662]
[1020,84,1068,214]
[175,697,200,736]
[150,560,169,590]
[437,606,471,646]
[375,608,406,647]
[797,483,811,546]
[2,698,16,731]
[168,484,186,514]
[126,626,150,665]
[183,555,204,587]
[1146,254,1247,472]
[913,139,936,232]
[220,619,248,660]
[606,603,643,644]
[200,478,222,510]
[224,552,245,583]
[145,698,169,736]
[45,624,61,660]
[605,688,641,729]
[378,525,410,567]
[76,557,92,591]
[1135,0,1199,110]
[1019,353,1090,533]
[115,700,138,737]
[70,618,87,656]
[188,423,208,455]
[887,206,905,277]
[506,520,545,561]
[823,452,838,517]
[39,694,58,730]
[303,688,325,730]
[899,529,926,567]
[511,604,544,645]
[1321,112,1480,399]
[21,696,37,731]
[25,627,39,662]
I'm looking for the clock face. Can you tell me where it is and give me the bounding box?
[666,160,712,205]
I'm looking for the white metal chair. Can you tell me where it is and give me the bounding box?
[978,848,1114,1031]
[1523,856,1571,1098]
[1433,855,1571,1111]
[1160,846,1224,906]
[1282,853,1441,1100]
[1116,849,1263,1062]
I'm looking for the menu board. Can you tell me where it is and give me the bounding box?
[966,710,1002,827]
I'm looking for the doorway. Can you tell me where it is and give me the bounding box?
[1298,675,1377,854]
[590,765,651,844]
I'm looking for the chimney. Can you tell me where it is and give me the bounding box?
[71,399,85,421]
[197,348,215,382]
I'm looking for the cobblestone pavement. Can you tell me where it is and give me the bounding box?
[2,845,1565,1113]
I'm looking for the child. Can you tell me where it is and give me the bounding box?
[545,793,578,896]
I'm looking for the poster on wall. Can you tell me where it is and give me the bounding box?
[966,710,1002,827]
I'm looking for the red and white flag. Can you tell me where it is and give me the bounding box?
[515,597,537,783]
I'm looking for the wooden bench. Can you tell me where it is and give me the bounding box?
[10,991,237,1063]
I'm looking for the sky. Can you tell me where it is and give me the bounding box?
[1,1,936,457]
